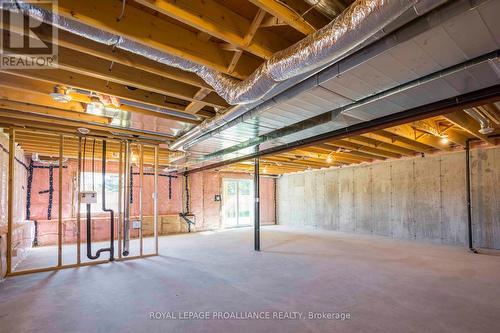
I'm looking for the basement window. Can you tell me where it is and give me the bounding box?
[80,172,120,214]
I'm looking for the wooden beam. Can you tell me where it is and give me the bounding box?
[280,153,351,166]
[0,85,85,113]
[249,0,317,35]
[135,0,288,59]
[478,105,500,125]
[54,47,228,108]
[325,140,401,159]
[439,128,468,147]
[184,88,212,114]
[269,154,341,167]
[197,31,212,42]
[228,9,267,74]
[274,0,332,28]
[260,16,287,28]
[1,33,227,109]
[1,69,191,114]
[361,130,436,152]
[224,162,308,174]
[15,134,173,159]
[0,99,111,124]
[0,73,201,124]
[289,148,370,163]
[0,111,173,141]
[1,22,211,90]
[443,111,496,144]
[312,143,386,161]
[41,0,259,79]
[263,155,340,168]
[345,136,416,156]
[383,124,447,150]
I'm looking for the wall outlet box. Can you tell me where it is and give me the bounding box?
[132,220,142,229]
[80,191,97,204]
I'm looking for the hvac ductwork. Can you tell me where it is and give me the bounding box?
[303,0,345,19]
[17,0,421,106]
[171,0,449,151]
[464,109,495,135]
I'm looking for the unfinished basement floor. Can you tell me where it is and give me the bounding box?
[1,226,500,333]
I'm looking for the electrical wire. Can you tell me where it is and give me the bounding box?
[117,0,126,21]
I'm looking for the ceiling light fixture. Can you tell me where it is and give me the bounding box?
[440,134,449,144]
[77,127,90,135]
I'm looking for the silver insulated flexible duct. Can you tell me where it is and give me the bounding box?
[15,0,421,105]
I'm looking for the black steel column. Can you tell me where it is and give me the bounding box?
[465,140,478,254]
[254,154,260,251]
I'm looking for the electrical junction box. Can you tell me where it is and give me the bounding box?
[132,220,142,229]
[80,191,97,204]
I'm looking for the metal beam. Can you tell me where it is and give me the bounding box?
[6,129,15,274]
[254,150,260,252]
[465,140,478,254]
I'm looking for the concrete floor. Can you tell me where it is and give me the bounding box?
[1,225,500,333]
[13,237,157,271]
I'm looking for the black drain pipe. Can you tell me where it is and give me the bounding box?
[465,140,478,254]
[86,140,115,260]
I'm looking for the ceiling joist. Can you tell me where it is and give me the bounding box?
[43,0,260,79]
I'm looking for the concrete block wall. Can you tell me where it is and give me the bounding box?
[277,145,500,249]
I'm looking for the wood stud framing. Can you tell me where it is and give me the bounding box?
[3,127,161,276]
[1,0,498,177]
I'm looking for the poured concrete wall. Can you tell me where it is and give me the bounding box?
[277,146,500,249]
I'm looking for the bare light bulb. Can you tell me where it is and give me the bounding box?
[440,136,449,144]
